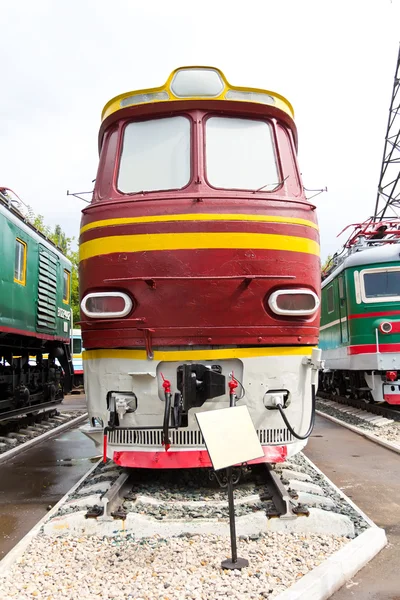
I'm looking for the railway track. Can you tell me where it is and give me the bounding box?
[316,393,400,454]
[317,391,400,421]
[83,462,310,522]
[0,409,88,462]
[43,454,365,542]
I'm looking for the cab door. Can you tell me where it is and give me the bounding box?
[338,274,349,344]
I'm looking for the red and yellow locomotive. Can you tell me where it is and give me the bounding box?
[79,67,321,468]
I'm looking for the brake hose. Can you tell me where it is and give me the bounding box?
[276,384,316,440]
[161,373,171,449]
[162,391,171,449]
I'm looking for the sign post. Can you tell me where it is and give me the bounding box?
[195,405,264,570]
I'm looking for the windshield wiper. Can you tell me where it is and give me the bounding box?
[253,175,289,193]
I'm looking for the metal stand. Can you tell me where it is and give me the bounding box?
[196,381,263,572]
[220,466,249,570]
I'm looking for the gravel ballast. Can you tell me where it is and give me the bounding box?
[0,531,349,600]
[0,442,376,599]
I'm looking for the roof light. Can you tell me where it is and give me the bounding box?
[120,91,169,108]
[225,90,275,105]
[170,68,224,98]
[268,289,320,316]
[81,292,133,319]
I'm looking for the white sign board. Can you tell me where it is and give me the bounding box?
[195,405,264,471]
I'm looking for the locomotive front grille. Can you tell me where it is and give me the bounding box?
[107,427,293,447]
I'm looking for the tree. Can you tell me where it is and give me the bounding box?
[321,254,333,275]
[28,209,80,325]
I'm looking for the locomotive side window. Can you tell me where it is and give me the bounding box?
[14,238,27,285]
[361,267,400,303]
[117,116,191,193]
[205,117,279,191]
[73,337,82,354]
[63,270,70,304]
[327,285,335,313]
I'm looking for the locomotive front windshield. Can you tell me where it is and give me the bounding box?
[116,114,279,194]
[118,116,191,193]
[363,269,400,299]
[205,117,279,191]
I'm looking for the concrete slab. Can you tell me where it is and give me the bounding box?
[288,479,325,495]
[0,437,17,447]
[281,469,312,482]
[267,507,354,537]
[372,418,394,427]
[296,491,335,508]
[42,505,355,538]
[17,428,37,438]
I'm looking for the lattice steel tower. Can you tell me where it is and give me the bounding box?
[373,45,400,221]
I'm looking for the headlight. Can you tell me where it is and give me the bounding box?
[380,321,393,333]
[268,289,320,316]
[81,292,133,318]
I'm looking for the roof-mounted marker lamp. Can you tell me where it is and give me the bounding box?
[170,68,225,97]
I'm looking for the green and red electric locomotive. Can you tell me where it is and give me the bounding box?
[0,187,73,415]
[320,219,400,404]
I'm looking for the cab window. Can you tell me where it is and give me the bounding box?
[362,268,400,302]
[205,117,279,191]
[117,116,191,193]
[73,337,82,354]
[327,285,335,313]
[14,239,27,285]
[63,270,70,304]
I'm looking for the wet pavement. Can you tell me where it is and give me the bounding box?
[0,394,97,560]
[56,391,87,412]
[305,414,400,600]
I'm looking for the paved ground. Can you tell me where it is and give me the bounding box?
[0,395,96,560]
[305,414,400,600]
[56,391,87,412]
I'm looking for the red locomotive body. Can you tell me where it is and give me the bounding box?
[79,67,320,468]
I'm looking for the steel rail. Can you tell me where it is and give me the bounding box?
[0,399,60,422]
[99,471,131,521]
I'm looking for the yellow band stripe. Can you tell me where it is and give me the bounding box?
[80,213,319,235]
[83,346,314,361]
[80,232,319,261]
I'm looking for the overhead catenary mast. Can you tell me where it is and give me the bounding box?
[322,45,400,280]
[373,45,400,221]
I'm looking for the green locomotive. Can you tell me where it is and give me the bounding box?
[0,188,73,414]
[320,219,400,404]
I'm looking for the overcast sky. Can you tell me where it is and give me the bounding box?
[1,0,399,260]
